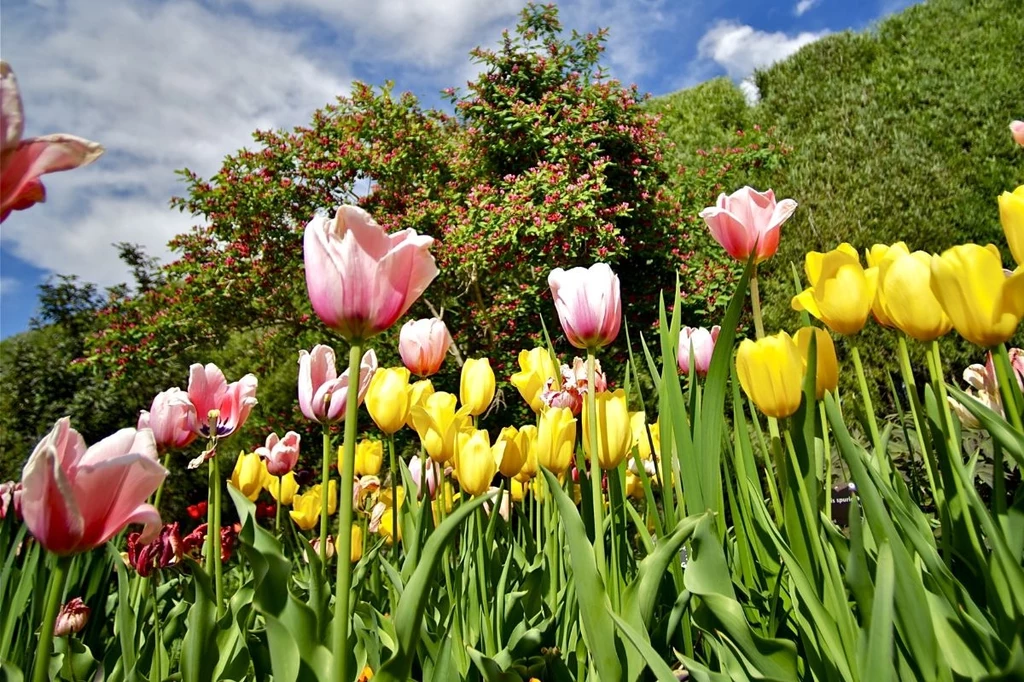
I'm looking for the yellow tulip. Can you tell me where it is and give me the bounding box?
[537,406,577,474]
[460,358,496,416]
[793,327,839,399]
[792,243,878,335]
[625,471,645,500]
[736,332,805,419]
[630,412,660,460]
[410,392,471,463]
[366,367,412,435]
[865,242,910,328]
[531,476,547,502]
[998,185,1024,266]
[510,348,558,412]
[290,490,320,530]
[350,524,363,563]
[510,477,527,502]
[354,439,384,476]
[515,425,539,481]
[877,248,952,341]
[378,507,400,544]
[582,389,632,470]
[265,471,298,505]
[379,484,405,509]
[303,481,338,515]
[230,451,268,501]
[455,429,504,496]
[406,380,435,429]
[496,426,525,477]
[929,243,1024,347]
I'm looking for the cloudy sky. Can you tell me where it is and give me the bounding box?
[0,0,918,338]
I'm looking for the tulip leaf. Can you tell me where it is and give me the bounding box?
[946,384,1024,466]
[859,541,896,682]
[608,610,686,682]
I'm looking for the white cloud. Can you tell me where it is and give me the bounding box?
[794,0,821,16]
[0,0,348,288]
[696,20,829,81]
[0,277,19,297]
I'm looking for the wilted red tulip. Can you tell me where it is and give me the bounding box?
[298,345,377,424]
[677,325,721,377]
[548,264,621,350]
[186,500,208,519]
[187,364,258,439]
[53,597,90,637]
[0,61,104,223]
[20,418,167,555]
[399,318,451,377]
[256,501,277,519]
[1012,121,1024,147]
[699,186,797,263]
[256,431,301,476]
[304,205,438,342]
[127,523,183,577]
[138,387,196,451]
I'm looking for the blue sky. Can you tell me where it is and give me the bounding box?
[0,0,919,339]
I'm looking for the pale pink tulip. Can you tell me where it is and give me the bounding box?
[677,325,721,377]
[1011,121,1024,147]
[187,364,258,438]
[20,418,167,555]
[0,481,20,520]
[0,61,104,222]
[304,205,438,341]
[408,456,440,499]
[483,486,511,521]
[548,263,621,350]
[699,186,797,263]
[257,431,301,476]
[298,345,378,424]
[53,597,90,637]
[399,318,451,377]
[138,387,197,451]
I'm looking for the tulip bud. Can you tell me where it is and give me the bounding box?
[406,380,435,429]
[306,535,336,563]
[699,186,797,263]
[548,264,621,350]
[677,326,720,376]
[399,318,451,377]
[496,426,525,478]
[230,451,269,501]
[793,327,839,399]
[354,439,384,476]
[350,524,363,563]
[54,597,90,637]
[582,390,632,470]
[876,249,952,341]
[514,425,539,481]
[536,407,577,474]
[792,244,877,336]
[139,387,197,451]
[366,367,412,435]
[265,471,298,505]
[998,186,1024,268]
[455,430,504,496]
[256,431,301,476]
[410,392,471,464]
[736,332,804,419]
[460,358,496,416]
[510,348,559,412]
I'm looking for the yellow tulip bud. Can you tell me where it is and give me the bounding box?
[877,249,952,341]
[537,406,577,474]
[929,244,1024,347]
[510,348,558,412]
[406,380,435,429]
[998,185,1024,267]
[792,243,878,335]
[865,242,910,328]
[366,367,412,435]
[460,358,496,416]
[289,489,321,530]
[531,475,547,502]
[378,507,400,545]
[455,429,504,496]
[496,426,525,477]
[265,471,299,505]
[514,425,539,481]
[410,392,471,463]
[625,471,645,500]
[736,332,805,419]
[354,439,384,476]
[511,477,527,502]
[582,389,632,470]
[793,327,839,399]
[350,524,363,563]
[230,451,268,501]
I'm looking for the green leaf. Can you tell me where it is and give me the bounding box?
[859,541,896,681]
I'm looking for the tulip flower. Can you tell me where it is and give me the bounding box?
[304,205,438,342]
[265,471,298,505]
[930,244,1024,347]
[20,418,167,555]
[569,357,608,393]
[406,380,435,429]
[349,524,363,563]
[699,186,797,263]
[484,486,512,521]
[582,389,632,470]
[399,318,451,377]
[298,345,377,424]
[254,431,301,476]
[53,598,90,637]
[548,264,622,349]
[949,354,1004,428]
[375,507,401,545]
[455,429,505,496]
[998,186,1024,267]
[409,456,440,498]
[536,406,577,475]
[0,61,104,223]
[677,326,721,376]
[515,425,539,482]
[736,332,805,419]
[366,366,412,434]
[794,327,839,399]
[291,482,337,530]
[792,244,878,335]
[865,242,909,328]
[460,358,496,416]
[625,472,645,501]
[410,392,471,463]
[307,535,336,563]
[138,388,197,451]
[510,348,559,413]
[230,451,269,501]
[354,439,384,476]
[496,426,526,478]
[1011,121,1024,147]
[875,249,952,341]
[0,481,20,520]
[187,363,258,439]
[511,478,527,502]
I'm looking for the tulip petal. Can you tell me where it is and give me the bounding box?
[1,61,25,151]
[72,452,168,548]
[20,429,85,555]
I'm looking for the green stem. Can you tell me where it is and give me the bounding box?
[388,434,399,560]
[153,451,171,511]
[851,344,885,471]
[475,507,495,655]
[275,477,282,536]
[586,352,607,580]
[992,346,1024,432]
[212,450,223,618]
[151,576,163,682]
[333,342,362,682]
[321,423,332,566]
[32,555,71,682]
[750,266,766,340]
[819,402,833,521]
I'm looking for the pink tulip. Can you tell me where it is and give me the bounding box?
[699,186,797,263]
[548,263,622,350]
[304,205,438,342]
[677,325,721,377]
[570,356,607,392]
[483,486,511,521]
[0,61,104,223]
[408,456,440,499]
[399,318,451,377]
[257,431,301,476]
[298,345,378,424]
[20,418,167,555]
[53,597,90,637]
[138,387,197,451]
[0,481,20,520]
[1011,121,1024,147]
[187,364,258,439]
